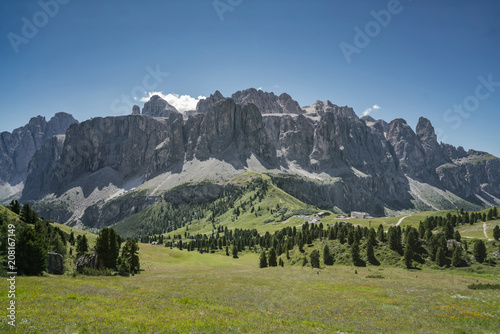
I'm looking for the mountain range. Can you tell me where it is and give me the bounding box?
[1,88,499,228]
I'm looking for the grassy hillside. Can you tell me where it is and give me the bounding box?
[457,220,500,240]
[114,173,320,239]
[4,243,499,333]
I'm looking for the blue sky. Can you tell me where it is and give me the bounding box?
[1,0,499,157]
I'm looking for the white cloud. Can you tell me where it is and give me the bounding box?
[363,104,382,117]
[140,92,206,112]
[257,87,263,91]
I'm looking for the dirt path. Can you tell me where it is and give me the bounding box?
[396,216,409,227]
[483,222,493,241]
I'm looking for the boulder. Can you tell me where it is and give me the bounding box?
[75,252,101,273]
[47,252,64,275]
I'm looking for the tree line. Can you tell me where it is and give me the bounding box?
[1,201,141,276]
[150,206,499,270]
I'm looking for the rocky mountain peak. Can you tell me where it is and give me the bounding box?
[231,88,302,114]
[142,95,178,117]
[303,100,357,119]
[416,117,448,168]
[0,112,78,194]
[196,90,226,114]
[132,105,141,115]
[416,117,436,142]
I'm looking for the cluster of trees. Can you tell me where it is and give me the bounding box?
[128,178,271,238]
[1,203,141,277]
[153,205,499,270]
[94,227,140,275]
[1,205,69,276]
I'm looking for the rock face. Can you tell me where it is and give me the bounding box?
[47,252,64,275]
[416,117,448,170]
[75,252,101,273]
[22,115,169,201]
[16,88,500,225]
[196,90,225,114]
[262,114,315,167]
[142,95,178,117]
[132,105,141,115]
[386,118,429,180]
[0,112,77,186]
[303,100,357,119]
[231,88,302,114]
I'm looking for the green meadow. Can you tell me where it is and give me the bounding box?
[3,243,499,333]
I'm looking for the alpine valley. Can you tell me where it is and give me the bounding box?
[2,88,499,232]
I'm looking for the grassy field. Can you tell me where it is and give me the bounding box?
[3,243,499,333]
[320,210,458,230]
[457,220,500,240]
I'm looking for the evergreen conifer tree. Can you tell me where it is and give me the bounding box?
[268,247,277,267]
[259,251,268,268]
[323,244,333,265]
[473,239,487,263]
[451,246,462,267]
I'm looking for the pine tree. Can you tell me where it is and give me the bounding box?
[377,224,385,242]
[17,227,47,275]
[323,244,333,265]
[473,239,487,263]
[436,247,446,267]
[444,221,454,239]
[259,251,268,268]
[76,235,88,257]
[453,230,461,242]
[388,227,401,253]
[451,246,462,267]
[121,239,140,274]
[493,225,500,241]
[310,249,320,268]
[403,245,413,269]
[69,232,75,246]
[20,203,37,224]
[351,241,360,265]
[225,245,229,256]
[95,227,120,269]
[366,241,376,264]
[268,247,277,267]
[8,200,20,215]
[347,229,354,245]
[50,233,67,256]
[232,245,238,258]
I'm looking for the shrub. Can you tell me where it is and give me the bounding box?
[467,283,500,290]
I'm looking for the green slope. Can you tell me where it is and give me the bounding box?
[113,172,322,239]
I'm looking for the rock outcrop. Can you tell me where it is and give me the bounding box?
[22,115,169,201]
[47,252,64,275]
[231,88,302,114]
[303,100,357,119]
[196,90,225,114]
[142,95,178,117]
[132,105,141,115]
[0,112,77,186]
[75,252,101,273]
